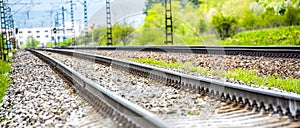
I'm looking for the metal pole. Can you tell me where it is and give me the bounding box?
[6,6,11,54]
[83,0,88,45]
[70,0,75,46]
[165,0,173,45]
[106,0,112,46]
[4,6,9,53]
[0,0,8,61]
[62,6,65,40]
[56,12,59,45]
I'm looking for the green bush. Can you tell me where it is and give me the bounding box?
[25,36,40,48]
[261,8,286,28]
[97,25,135,46]
[0,60,11,103]
[46,42,55,48]
[240,10,265,29]
[132,29,165,45]
[59,38,74,46]
[113,25,135,45]
[222,26,300,46]
[212,14,238,40]
[284,5,300,26]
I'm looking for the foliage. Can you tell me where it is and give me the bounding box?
[76,27,107,46]
[134,58,214,74]
[284,5,300,25]
[132,29,165,45]
[212,14,238,40]
[134,58,181,68]
[25,36,40,48]
[112,25,135,45]
[260,8,286,28]
[220,69,300,93]
[222,26,300,45]
[0,60,11,74]
[143,4,165,29]
[0,60,11,103]
[188,0,202,7]
[76,33,91,46]
[59,38,74,47]
[93,27,106,44]
[98,25,135,46]
[144,0,163,15]
[240,10,265,29]
[45,42,54,47]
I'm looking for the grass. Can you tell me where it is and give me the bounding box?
[222,26,300,46]
[219,69,300,93]
[135,58,182,68]
[0,60,11,103]
[133,58,300,94]
[117,26,300,46]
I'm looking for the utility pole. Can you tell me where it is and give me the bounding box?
[106,0,112,46]
[6,6,12,54]
[165,0,173,45]
[70,0,75,46]
[55,12,59,27]
[0,0,7,61]
[83,0,88,45]
[55,12,59,46]
[62,6,66,40]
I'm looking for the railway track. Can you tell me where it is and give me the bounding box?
[30,48,300,127]
[28,49,168,128]
[54,46,300,58]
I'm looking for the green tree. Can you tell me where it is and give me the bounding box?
[143,4,165,29]
[93,27,106,44]
[144,0,163,15]
[212,14,238,40]
[46,42,54,47]
[240,10,265,29]
[188,0,202,7]
[134,29,165,45]
[25,36,39,48]
[284,5,300,25]
[261,8,285,28]
[98,25,135,46]
[113,25,135,45]
[59,38,74,46]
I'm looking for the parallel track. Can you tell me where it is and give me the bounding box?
[27,49,169,128]
[55,46,300,58]
[37,48,300,121]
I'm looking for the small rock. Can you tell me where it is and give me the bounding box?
[131,80,137,85]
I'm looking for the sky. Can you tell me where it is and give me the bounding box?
[9,0,113,28]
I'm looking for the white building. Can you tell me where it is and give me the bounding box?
[16,21,83,47]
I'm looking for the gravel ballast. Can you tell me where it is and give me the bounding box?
[84,50,300,79]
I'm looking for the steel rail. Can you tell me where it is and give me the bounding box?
[38,48,300,119]
[27,49,169,128]
[54,46,300,58]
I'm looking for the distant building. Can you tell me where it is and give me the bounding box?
[16,21,83,47]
